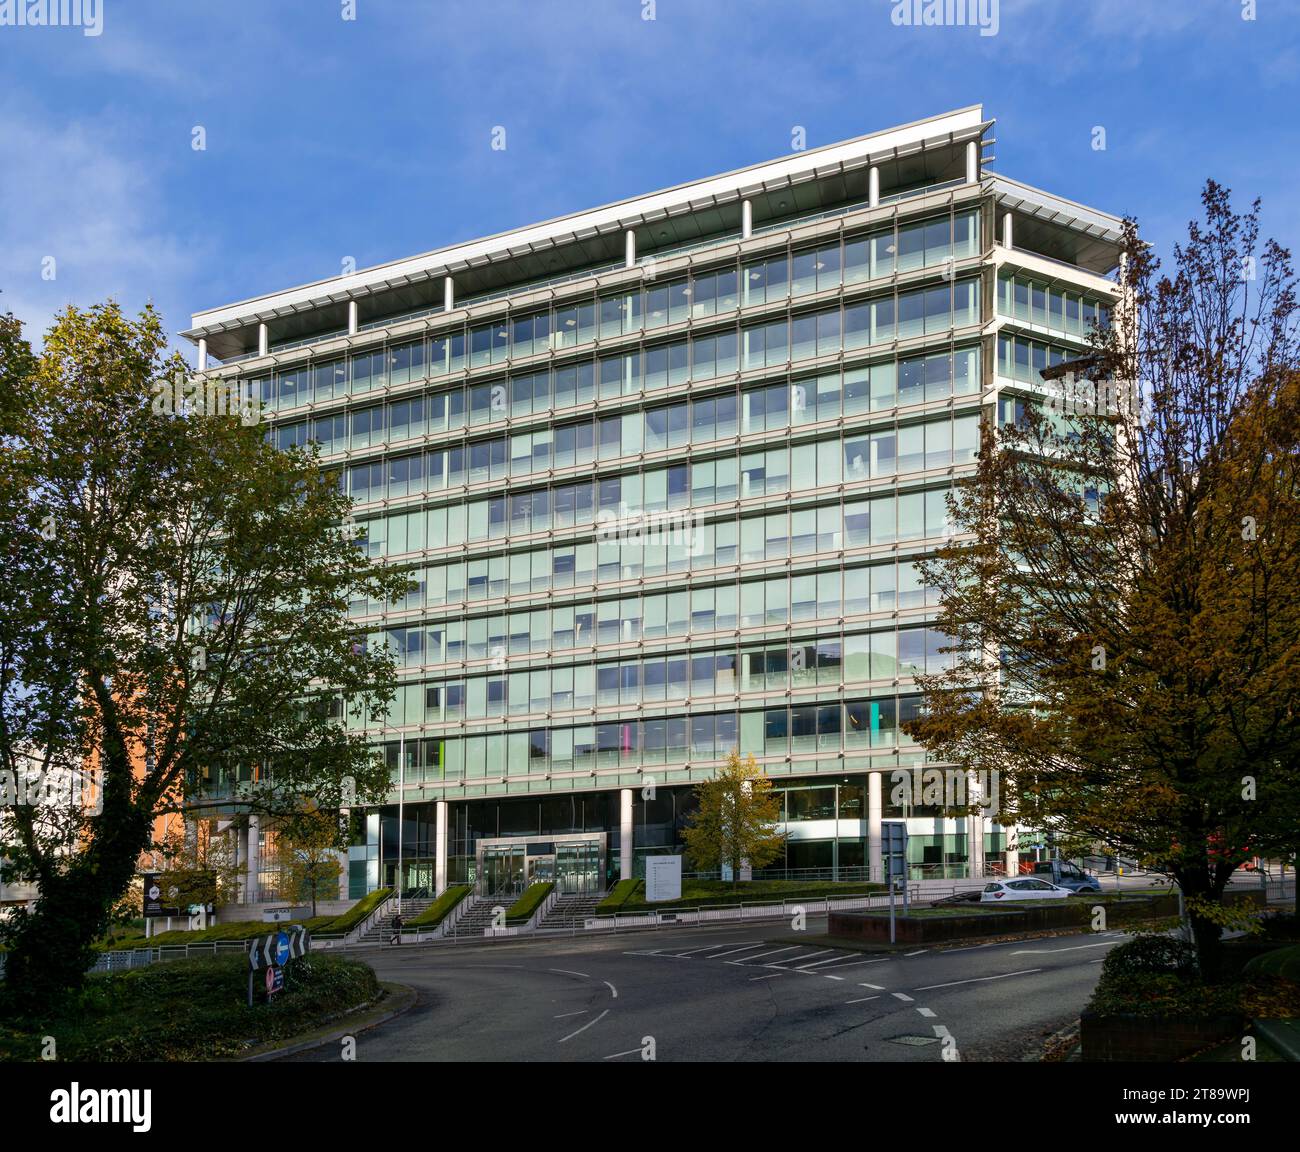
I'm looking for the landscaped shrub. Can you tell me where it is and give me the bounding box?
[595,879,640,913]
[1099,934,1197,982]
[316,888,393,935]
[506,882,554,923]
[409,885,472,928]
[1245,943,1300,981]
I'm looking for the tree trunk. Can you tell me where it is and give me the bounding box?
[1,801,149,1021]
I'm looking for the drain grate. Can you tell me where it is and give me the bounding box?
[886,1034,940,1046]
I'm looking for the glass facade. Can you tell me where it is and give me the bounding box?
[195,140,1122,897]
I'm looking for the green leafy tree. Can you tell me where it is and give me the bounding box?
[908,185,1300,977]
[276,802,345,916]
[0,303,410,1017]
[681,750,786,885]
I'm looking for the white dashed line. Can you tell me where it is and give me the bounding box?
[905,949,928,957]
[707,943,768,958]
[1008,942,1117,955]
[749,972,785,981]
[892,992,915,1002]
[553,1010,588,1019]
[858,983,886,990]
[915,968,1042,991]
[916,1007,936,1018]
[602,980,618,999]
[845,995,880,1004]
[549,968,592,978]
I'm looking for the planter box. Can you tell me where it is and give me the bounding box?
[1081,1010,1243,1062]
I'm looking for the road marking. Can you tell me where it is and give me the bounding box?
[819,974,845,981]
[707,943,768,959]
[749,972,785,981]
[602,980,618,999]
[916,1007,936,1018]
[799,957,890,973]
[557,1008,609,1043]
[670,943,752,956]
[603,1047,645,1060]
[905,949,928,957]
[914,968,1043,991]
[892,992,915,1002]
[787,950,836,967]
[1008,942,1118,955]
[845,995,880,1004]
[549,968,592,978]
[858,983,886,990]
[728,946,801,964]
[795,952,857,969]
[553,1010,588,1019]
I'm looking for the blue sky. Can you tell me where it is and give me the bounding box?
[2,0,1298,356]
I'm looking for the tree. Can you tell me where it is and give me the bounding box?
[0,303,410,1017]
[681,750,786,885]
[155,817,242,917]
[276,802,345,917]
[907,184,1300,977]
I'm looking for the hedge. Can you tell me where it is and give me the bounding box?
[315,888,393,935]
[409,885,472,929]
[506,882,554,924]
[595,879,639,914]
[1245,943,1300,982]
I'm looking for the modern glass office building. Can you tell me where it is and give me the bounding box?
[184,106,1125,900]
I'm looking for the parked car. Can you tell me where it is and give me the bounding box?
[1032,860,1102,894]
[980,878,1073,902]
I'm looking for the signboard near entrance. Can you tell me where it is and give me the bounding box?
[646,856,683,903]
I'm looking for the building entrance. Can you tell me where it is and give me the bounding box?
[475,833,606,897]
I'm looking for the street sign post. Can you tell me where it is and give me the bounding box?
[882,821,909,945]
[247,924,308,1007]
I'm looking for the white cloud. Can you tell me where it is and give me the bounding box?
[0,100,200,353]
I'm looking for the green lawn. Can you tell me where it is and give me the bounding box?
[0,952,380,1061]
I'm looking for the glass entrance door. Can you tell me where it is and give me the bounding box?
[481,845,525,897]
[556,840,600,894]
[528,855,555,885]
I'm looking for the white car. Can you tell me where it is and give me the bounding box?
[980,878,1073,903]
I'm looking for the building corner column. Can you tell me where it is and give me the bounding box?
[867,772,883,883]
[619,788,633,881]
[246,814,260,905]
[868,165,880,209]
[435,800,449,895]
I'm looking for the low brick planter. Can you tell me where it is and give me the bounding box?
[1080,1010,1243,1061]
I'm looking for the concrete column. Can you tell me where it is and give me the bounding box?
[1005,828,1020,878]
[967,814,985,879]
[197,337,207,372]
[741,199,753,240]
[619,788,633,881]
[966,139,979,185]
[443,275,455,312]
[334,849,348,901]
[435,800,448,895]
[624,228,636,269]
[257,323,268,358]
[236,823,249,903]
[347,300,358,335]
[868,166,880,209]
[1002,211,1013,250]
[246,814,260,905]
[867,772,883,883]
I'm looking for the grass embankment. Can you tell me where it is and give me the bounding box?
[595,878,883,914]
[506,882,554,924]
[93,889,395,949]
[0,952,380,1061]
[408,885,472,929]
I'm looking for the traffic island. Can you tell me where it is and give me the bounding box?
[0,952,381,1062]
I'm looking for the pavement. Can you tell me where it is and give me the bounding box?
[276,914,1121,1062]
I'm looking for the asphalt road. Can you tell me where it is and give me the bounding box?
[281,917,1118,1062]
